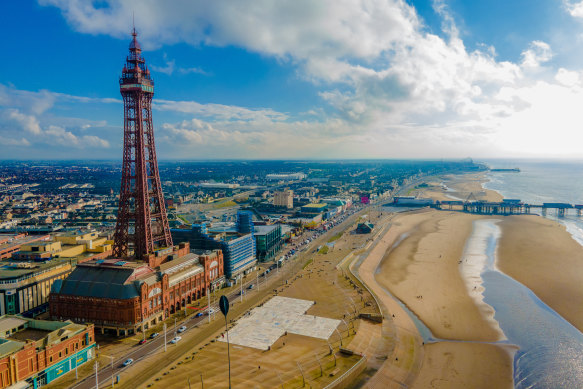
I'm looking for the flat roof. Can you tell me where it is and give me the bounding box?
[0,317,27,333]
[0,259,70,281]
[253,225,279,236]
[302,203,327,208]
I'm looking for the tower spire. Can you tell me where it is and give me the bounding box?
[113,27,172,263]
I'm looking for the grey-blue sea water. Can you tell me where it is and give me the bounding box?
[483,159,583,244]
[479,160,583,387]
[477,221,583,388]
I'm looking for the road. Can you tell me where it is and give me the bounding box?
[68,205,370,389]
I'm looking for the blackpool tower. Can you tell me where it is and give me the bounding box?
[112,29,173,260]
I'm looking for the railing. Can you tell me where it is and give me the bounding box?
[324,355,367,389]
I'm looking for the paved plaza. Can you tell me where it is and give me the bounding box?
[219,296,341,350]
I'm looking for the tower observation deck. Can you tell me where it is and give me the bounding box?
[112,29,173,260]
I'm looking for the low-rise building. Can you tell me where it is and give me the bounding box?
[0,234,49,260]
[0,315,95,388]
[49,244,224,336]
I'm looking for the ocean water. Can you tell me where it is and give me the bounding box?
[483,159,583,245]
[480,160,583,387]
[468,220,583,388]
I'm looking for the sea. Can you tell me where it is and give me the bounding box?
[479,160,583,388]
[483,159,583,245]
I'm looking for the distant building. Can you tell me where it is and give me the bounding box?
[266,173,306,181]
[301,203,328,216]
[273,189,294,209]
[254,225,282,262]
[0,315,95,388]
[172,220,256,279]
[392,196,434,206]
[0,234,49,260]
[199,182,240,189]
[13,231,112,263]
[50,244,224,336]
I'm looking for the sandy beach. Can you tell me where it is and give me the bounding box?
[498,215,583,332]
[356,171,583,388]
[417,172,503,202]
[375,210,503,341]
[357,209,513,388]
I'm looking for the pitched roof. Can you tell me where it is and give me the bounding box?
[51,266,141,300]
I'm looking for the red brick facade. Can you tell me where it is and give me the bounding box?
[0,325,94,388]
[49,247,224,335]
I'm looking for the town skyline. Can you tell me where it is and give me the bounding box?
[3,1,583,160]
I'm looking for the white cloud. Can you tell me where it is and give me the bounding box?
[34,1,583,158]
[0,85,112,151]
[154,99,288,122]
[3,137,31,147]
[566,0,583,18]
[521,41,553,68]
[6,109,42,135]
[555,68,581,86]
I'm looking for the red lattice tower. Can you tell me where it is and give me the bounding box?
[112,29,173,260]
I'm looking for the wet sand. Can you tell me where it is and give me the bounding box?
[421,172,503,202]
[498,215,583,332]
[358,172,583,388]
[360,210,513,388]
[376,210,504,341]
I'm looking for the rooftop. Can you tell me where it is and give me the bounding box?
[253,225,280,236]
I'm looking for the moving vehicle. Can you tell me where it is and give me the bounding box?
[149,332,159,339]
[195,312,203,318]
[247,284,254,290]
[170,336,182,344]
[138,339,147,345]
[122,359,133,367]
[177,325,187,333]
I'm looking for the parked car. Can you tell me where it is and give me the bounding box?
[170,336,182,344]
[247,284,254,290]
[177,325,187,333]
[122,359,134,367]
[149,332,159,339]
[138,339,147,345]
[208,308,215,315]
[195,312,203,318]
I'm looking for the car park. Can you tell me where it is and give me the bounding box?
[170,336,182,344]
[122,358,134,367]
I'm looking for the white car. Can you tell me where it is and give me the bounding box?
[177,325,187,333]
[170,336,182,344]
[122,358,133,367]
[208,308,215,315]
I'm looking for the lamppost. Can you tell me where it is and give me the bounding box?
[219,295,232,389]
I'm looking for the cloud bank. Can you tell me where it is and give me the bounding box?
[6,0,583,159]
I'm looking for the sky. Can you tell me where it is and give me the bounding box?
[3,0,583,160]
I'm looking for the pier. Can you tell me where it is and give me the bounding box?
[434,199,583,216]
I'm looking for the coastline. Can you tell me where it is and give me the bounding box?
[359,209,513,388]
[357,170,583,388]
[470,171,583,334]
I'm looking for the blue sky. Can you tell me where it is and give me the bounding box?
[3,0,583,160]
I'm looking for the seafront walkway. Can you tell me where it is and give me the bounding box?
[350,215,425,388]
